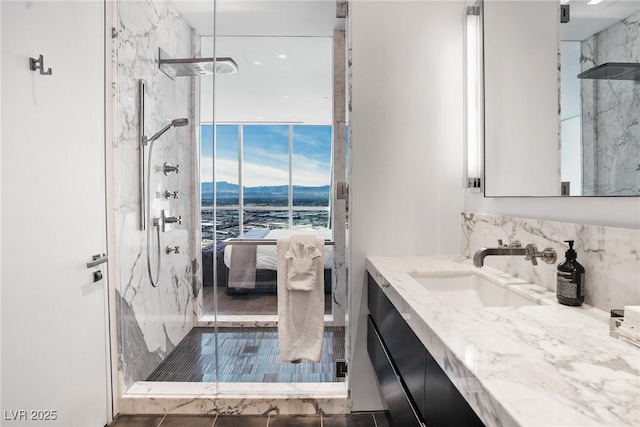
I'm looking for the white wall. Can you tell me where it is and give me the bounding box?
[349,0,466,411]
[2,1,110,425]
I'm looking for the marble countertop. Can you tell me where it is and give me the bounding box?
[366,255,640,427]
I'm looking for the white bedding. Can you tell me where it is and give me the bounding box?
[224,229,333,270]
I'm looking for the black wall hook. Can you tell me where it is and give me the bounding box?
[29,54,52,75]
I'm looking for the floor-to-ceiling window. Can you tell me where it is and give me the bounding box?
[201,123,331,244]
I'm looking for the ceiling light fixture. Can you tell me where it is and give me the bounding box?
[278,54,287,59]
[253,60,262,65]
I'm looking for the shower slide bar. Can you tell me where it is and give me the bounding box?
[222,239,334,246]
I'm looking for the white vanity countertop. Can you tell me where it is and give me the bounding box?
[366,255,640,427]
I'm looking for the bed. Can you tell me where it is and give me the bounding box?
[222,229,333,295]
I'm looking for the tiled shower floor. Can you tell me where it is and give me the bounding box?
[147,327,345,383]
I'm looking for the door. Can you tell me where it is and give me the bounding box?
[1,2,111,426]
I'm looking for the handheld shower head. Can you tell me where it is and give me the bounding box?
[171,118,189,127]
[145,118,190,144]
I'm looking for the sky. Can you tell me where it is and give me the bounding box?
[201,124,332,187]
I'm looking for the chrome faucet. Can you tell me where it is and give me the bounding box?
[473,240,557,267]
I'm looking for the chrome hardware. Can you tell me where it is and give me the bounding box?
[29,54,52,75]
[336,359,348,377]
[166,246,180,255]
[163,162,180,175]
[524,244,557,266]
[337,181,349,200]
[164,190,179,199]
[161,210,182,232]
[497,239,521,248]
[467,177,482,189]
[222,238,335,246]
[473,243,556,267]
[86,253,108,268]
[164,216,182,224]
[139,80,147,230]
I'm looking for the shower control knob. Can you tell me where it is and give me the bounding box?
[164,215,182,225]
[163,162,180,175]
[164,191,179,199]
[166,246,180,255]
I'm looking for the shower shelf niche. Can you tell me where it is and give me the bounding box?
[158,48,238,79]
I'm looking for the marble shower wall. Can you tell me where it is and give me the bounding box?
[115,0,198,390]
[461,212,640,312]
[581,10,640,196]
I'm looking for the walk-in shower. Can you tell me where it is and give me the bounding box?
[115,1,349,414]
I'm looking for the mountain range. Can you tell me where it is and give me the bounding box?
[202,181,330,203]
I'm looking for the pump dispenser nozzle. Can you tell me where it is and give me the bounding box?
[564,240,577,260]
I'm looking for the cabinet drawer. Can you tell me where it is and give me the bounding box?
[368,274,427,416]
[367,315,425,427]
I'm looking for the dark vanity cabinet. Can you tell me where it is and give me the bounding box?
[367,274,485,427]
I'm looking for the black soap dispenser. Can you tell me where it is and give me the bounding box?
[556,240,585,306]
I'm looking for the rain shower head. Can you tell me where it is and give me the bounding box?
[145,118,190,144]
[159,48,239,79]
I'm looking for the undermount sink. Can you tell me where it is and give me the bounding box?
[410,272,539,308]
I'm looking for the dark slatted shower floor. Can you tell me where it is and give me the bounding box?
[146,327,345,383]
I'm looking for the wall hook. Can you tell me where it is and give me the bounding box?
[29,55,52,75]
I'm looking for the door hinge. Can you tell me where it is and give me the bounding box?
[112,27,118,39]
[336,1,348,19]
[560,4,570,23]
[336,360,348,378]
[337,181,349,200]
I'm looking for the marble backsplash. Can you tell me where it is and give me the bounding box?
[581,10,640,196]
[115,0,198,390]
[461,212,640,312]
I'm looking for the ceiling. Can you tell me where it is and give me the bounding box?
[561,0,640,40]
[172,0,341,124]
[172,0,640,123]
[172,0,343,36]
[199,36,334,124]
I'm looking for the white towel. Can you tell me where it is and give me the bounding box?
[284,241,322,291]
[277,235,325,362]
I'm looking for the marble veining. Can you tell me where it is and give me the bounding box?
[115,0,198,391]
[367,255,640,427]
[119,382,348,415]
[581,10,640,196]
[461,212,640,312]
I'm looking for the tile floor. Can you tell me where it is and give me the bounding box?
[109,413,393,427]
[146,327,345,382]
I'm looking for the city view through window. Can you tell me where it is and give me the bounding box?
[201,124,332,245]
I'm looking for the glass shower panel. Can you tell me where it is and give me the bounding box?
[214,125,240,239]
[292,125,332,229]
[209,2,348,389]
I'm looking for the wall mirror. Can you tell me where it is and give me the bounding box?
[483,0,640,197]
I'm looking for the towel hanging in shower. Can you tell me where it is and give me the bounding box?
[277,235,325,362]
[284,241,322,291]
